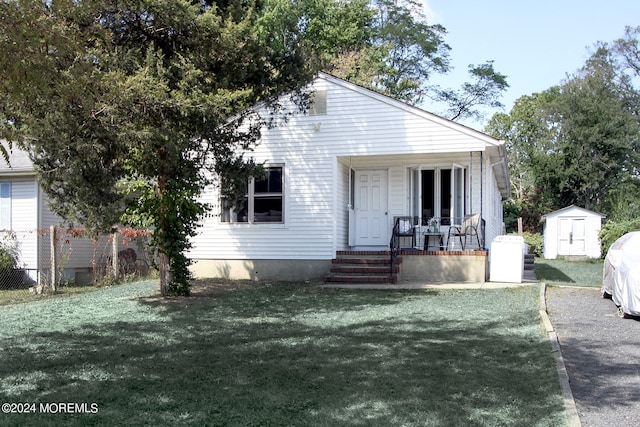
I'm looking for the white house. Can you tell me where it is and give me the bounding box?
[0,147,114,285]
[188,73,511,282]
[1,73,511,285]
[541,205,605,260]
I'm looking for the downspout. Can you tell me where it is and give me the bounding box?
[480,151,483,223]
[481,151,485,249]
[469,152,472,215]
[348,157,352,210]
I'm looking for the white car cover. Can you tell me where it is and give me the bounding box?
[602,231,640,316]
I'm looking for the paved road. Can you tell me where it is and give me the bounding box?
[546,286,640,427]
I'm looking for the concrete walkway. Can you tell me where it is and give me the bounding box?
[320,281,532,290]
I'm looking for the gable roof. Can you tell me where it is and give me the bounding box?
[317,73,511,198]
[541,205,606,221]
[318,72,505,147]
[0,144,35,176]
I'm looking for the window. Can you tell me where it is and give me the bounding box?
[415,167,467,225]
[0,182,11,229]
[310,90,327,115]
[221,166,283,224]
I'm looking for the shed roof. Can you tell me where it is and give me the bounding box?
[541,205,606,221]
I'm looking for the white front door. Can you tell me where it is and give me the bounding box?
[558,218,586,256]
[354,170,388,247]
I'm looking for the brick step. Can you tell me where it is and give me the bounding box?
[332,257,395,265]
[330,265,400,274]
[326,252,400,285]
[324,274,398,284]
[336,250,391,256]
[524,254,535,271]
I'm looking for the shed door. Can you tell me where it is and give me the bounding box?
[558,218,586,256]
[354,170,388,246]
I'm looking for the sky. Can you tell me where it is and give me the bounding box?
[422,0,640,129]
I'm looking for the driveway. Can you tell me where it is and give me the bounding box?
[546,286,640,427]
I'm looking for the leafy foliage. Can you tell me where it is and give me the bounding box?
[599,218,640,255]
[0,233,18,271]
[0,0,327,296]
[487,30,640,231]
[328,0,508,118]
[522,231,543,257]
[436,61,509,121]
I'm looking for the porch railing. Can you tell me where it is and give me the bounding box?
[389,216,419,276]
[389,218,400,277]
[392,215,486,253]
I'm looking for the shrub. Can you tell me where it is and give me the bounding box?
[0,233,18,271]
[523,231,543,256]
[599,218,640,255]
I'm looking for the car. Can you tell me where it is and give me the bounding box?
[602,231,640,318]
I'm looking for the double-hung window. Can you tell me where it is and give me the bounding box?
[0,182,11,230]
[221,166,284,224]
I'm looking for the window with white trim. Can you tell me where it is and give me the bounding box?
[0,182,11,229]
[310,90,327,115]
[221,166,284,223]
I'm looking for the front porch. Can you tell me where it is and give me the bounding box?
[324,249,488,285]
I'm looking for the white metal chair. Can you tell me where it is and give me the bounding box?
[447,213,482,250]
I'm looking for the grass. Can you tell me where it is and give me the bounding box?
[0,279,567,426]
[534,257,604,287]
[0,284,103,307]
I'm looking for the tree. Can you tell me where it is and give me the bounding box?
[436,61,509,122]
[485,91,560,230]
[329,0,508,118]
[487,41,640,230]
[0,0,336,296]
[551,47,640,213]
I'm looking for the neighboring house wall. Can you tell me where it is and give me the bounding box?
[542,206,604,259]
[1,178,39,280]
[1,147,118,284]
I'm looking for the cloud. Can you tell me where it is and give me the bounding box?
[420,0,444,25]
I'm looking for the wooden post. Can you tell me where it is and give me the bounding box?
[518,217,524,236]
[112,232,119,280]
[50,225,57,292]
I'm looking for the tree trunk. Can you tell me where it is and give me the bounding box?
[158,252,171,296]
[157,151,170,296]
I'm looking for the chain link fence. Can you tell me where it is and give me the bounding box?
[0,227,154,305]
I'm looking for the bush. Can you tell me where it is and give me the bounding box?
[0,233,18,271]
[523,231,543,256]
[599,218,640,255]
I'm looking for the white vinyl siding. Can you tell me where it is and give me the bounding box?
[542,206,604,259]
[188,74,508,261]
[1,179,39,274]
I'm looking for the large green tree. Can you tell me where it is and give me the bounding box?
[1,0,508,296]
[328,0,508,118]
[0,0,333,296]
[487,40,640,231]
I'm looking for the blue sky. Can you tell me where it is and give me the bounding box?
[423,0,640,128]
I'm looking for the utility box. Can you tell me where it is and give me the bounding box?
[490,235,525,283]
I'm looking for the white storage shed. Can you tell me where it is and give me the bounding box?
[541,205,605,259]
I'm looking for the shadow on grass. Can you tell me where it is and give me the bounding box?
[534,263,575,283]
[0,285,567,426]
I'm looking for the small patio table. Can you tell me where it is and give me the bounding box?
[423,231,445,251]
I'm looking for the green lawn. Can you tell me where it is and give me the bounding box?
[534,257,604,287]
[0,280,567,426]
